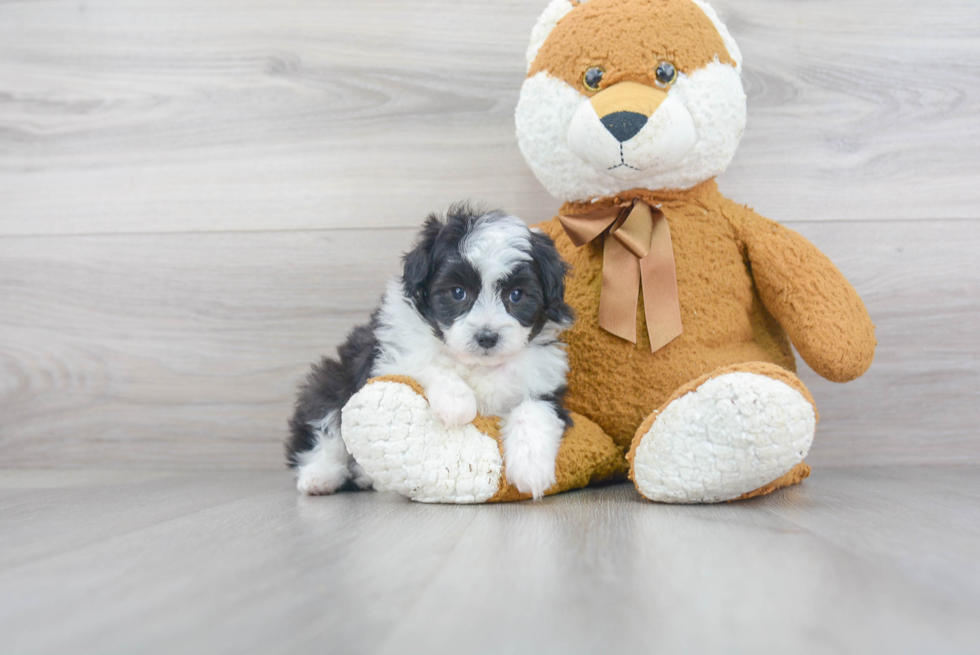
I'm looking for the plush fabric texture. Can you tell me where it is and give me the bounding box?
[537,180,875,445]
[629,371,815,502]
[341,0,875,504]
[736,462,811,500]
[342,376,627,504]
[687,0,742,70]
[345,181,873,503]
[626,362,817,502]
[529,0,735,92]
[488,409,627,502]
[342,376,503,504]
[528,180,873,501]
[516,62,746,200]
[526,0,577,72]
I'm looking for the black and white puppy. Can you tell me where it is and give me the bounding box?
[286,204,575,499]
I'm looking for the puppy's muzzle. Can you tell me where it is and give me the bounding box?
[591,82,668,143]
[475,329,499,350]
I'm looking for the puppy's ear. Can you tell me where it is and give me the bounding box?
[402,215,443,303]
[530,230,575,327]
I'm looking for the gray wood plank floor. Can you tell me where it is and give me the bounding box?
[1,467,978,654]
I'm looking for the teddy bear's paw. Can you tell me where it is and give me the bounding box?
[501,400,564,500]
[632,372,815,503]
[426,377,479,428]
[341,379,502,504]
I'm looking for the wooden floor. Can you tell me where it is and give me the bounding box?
[1,466,978,654]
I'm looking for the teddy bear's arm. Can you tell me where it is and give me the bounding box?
[730,206,876,383]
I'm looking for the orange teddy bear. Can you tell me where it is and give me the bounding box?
[341,0,875,503]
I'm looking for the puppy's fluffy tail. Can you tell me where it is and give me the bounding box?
[285,320,379,467]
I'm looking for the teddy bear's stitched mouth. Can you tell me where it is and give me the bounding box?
[607,143,643,172]
[608,161,643,172]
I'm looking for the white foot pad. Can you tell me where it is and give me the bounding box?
[341,381,503,504]
[632,372,815,503]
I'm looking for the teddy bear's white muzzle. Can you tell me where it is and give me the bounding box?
[567,94,698,181]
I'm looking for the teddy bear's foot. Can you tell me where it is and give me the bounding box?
[341,376,504,504]
[629,364,816,503]
[342,375,628,504]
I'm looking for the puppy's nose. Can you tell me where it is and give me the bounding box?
[475,329,499,350]
[601,111,648,143]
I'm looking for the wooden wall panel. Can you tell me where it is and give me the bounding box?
[1,0,978,236]
[792,220,980,466]
[0,221,976,469]
[0,0,977,470]
[0,229,409,468]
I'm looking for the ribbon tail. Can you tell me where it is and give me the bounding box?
[599,235,641,344]
[639,211,683,351]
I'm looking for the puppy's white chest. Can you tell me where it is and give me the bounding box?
[459,363,526,417]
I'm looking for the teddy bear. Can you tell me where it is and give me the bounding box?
[340,0,876,503]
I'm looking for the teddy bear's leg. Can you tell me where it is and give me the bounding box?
[627,362,816,503]
[342,375,626,504]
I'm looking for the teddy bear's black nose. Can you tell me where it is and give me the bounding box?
[601,111,648,142]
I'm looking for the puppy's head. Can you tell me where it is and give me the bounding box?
[402,203,573,365]
[516,0,746,202]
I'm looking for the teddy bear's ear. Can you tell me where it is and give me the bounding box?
[401,215,443,303]
[688,0,742,71]
[530,230,575,327]
[526,0,581,73]
[526,0,742,74]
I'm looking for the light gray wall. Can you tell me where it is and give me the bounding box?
[1,0,977,468]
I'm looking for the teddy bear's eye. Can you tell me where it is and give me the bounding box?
[583,67,604,91]
[655,61,677,88]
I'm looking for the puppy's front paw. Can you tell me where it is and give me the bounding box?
[505,446,556,500]
[502,401,565,500]
[427,379,478,428]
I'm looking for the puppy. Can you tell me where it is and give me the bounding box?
[286,204,575,499]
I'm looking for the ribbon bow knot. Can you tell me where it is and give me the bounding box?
[559,199,682,351]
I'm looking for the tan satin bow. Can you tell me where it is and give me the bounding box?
[559,199,682,351]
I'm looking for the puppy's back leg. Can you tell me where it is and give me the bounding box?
[291,410,353,495]
[348,459,375,490]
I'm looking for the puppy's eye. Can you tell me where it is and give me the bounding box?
[509,289,524,304]
[451,287,467,301]
[583,66,604,92]
[655,61,677,88]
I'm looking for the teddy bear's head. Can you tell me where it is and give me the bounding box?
[516,0,746,202]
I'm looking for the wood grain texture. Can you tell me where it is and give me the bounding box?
[0,0,978,470]
[0,470,284,570]
[379,469,980,655]
[1,468,978,654]
[791,219,980,466]
[0,220,976,469]
[1,0,978,237]
[0,228,409,468]
[0,469,481,655]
